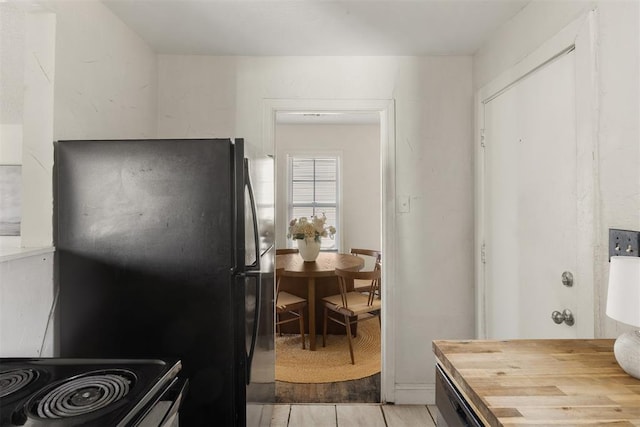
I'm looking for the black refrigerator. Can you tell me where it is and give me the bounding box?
[53,138,275,426]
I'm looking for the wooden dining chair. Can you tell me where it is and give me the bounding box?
[275,267,307,349]
[276,248,299,255]
[350,248,382,293]
[321,267,381,364]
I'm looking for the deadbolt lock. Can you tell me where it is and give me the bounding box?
[561,271,574,287]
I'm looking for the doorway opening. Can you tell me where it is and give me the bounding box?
[264,99,396,404]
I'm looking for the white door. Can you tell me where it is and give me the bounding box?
[483,51,580,339]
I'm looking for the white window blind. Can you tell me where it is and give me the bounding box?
[288,156,339,250]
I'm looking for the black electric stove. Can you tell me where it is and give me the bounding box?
[0,358,187,427]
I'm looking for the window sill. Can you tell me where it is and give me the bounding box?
[0,237,55,262]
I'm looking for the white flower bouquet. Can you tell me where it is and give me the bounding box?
[287,214,336,243]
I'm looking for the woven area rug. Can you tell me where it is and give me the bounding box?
[275,320,381,383]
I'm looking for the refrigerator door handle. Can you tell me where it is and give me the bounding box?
[244,158,260,272]
[245,271,261,385]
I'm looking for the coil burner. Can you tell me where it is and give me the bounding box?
[29,370,135,419]
[0,358,185,427]
[0,369,40,399]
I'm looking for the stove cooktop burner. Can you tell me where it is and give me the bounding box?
[30,370,135,420]
[0,369,40,399]
[0,358,184,427]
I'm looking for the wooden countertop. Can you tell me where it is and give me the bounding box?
[432,339,640,426]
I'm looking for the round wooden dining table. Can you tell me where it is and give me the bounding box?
[275,252,364,350]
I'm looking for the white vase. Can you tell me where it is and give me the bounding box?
[296,238,321,262]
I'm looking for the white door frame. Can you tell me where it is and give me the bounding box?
[263,98,397,403]
[475,11,599,339]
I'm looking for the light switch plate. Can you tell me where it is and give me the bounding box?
[609,228,640,259]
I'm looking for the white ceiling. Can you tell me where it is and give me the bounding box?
[101,0,530,125]
[102,0,530,56]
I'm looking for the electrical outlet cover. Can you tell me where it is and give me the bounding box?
[609,229,640,259]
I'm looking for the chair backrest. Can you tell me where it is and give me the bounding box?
[334,267,381,307]
[350,248,381,271]
[275,267,285,295]
[276,248,299,255]
[373,260,382,294]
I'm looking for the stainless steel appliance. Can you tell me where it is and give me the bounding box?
[53,138,275,426]
[0,358,186,426]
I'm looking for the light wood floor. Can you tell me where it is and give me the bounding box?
[248,404,440,426]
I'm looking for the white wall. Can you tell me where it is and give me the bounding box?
[0,252,55,357]
[391,58,474,402]
[0,3,56,248]
[49,0,158,140]
[474,1,595,90]
[157,55,475,402]
[0,2,56,357]
[474,0,640,338]
[594,1,640,337]
[0,3,25,165]
[275,123,381,254]
[0,0,158,357]
[157,55,236,138]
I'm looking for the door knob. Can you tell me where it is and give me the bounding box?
[551,309,575,326]
[561,271,573,287]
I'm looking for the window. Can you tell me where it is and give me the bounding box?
[0,166,22,236]
[288,155,339,250]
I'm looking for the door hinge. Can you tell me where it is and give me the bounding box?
[481,242,486,264]
[480,129,486,148]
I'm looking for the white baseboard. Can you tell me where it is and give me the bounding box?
[392,383,435,405]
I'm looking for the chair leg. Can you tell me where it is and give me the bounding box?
[351,315,358,338]
[298,309,306,350]
[323,306,328,347]
[276,313,281,336]
[345,315,355,364]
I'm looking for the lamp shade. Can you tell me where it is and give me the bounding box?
[606,256,640,327]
